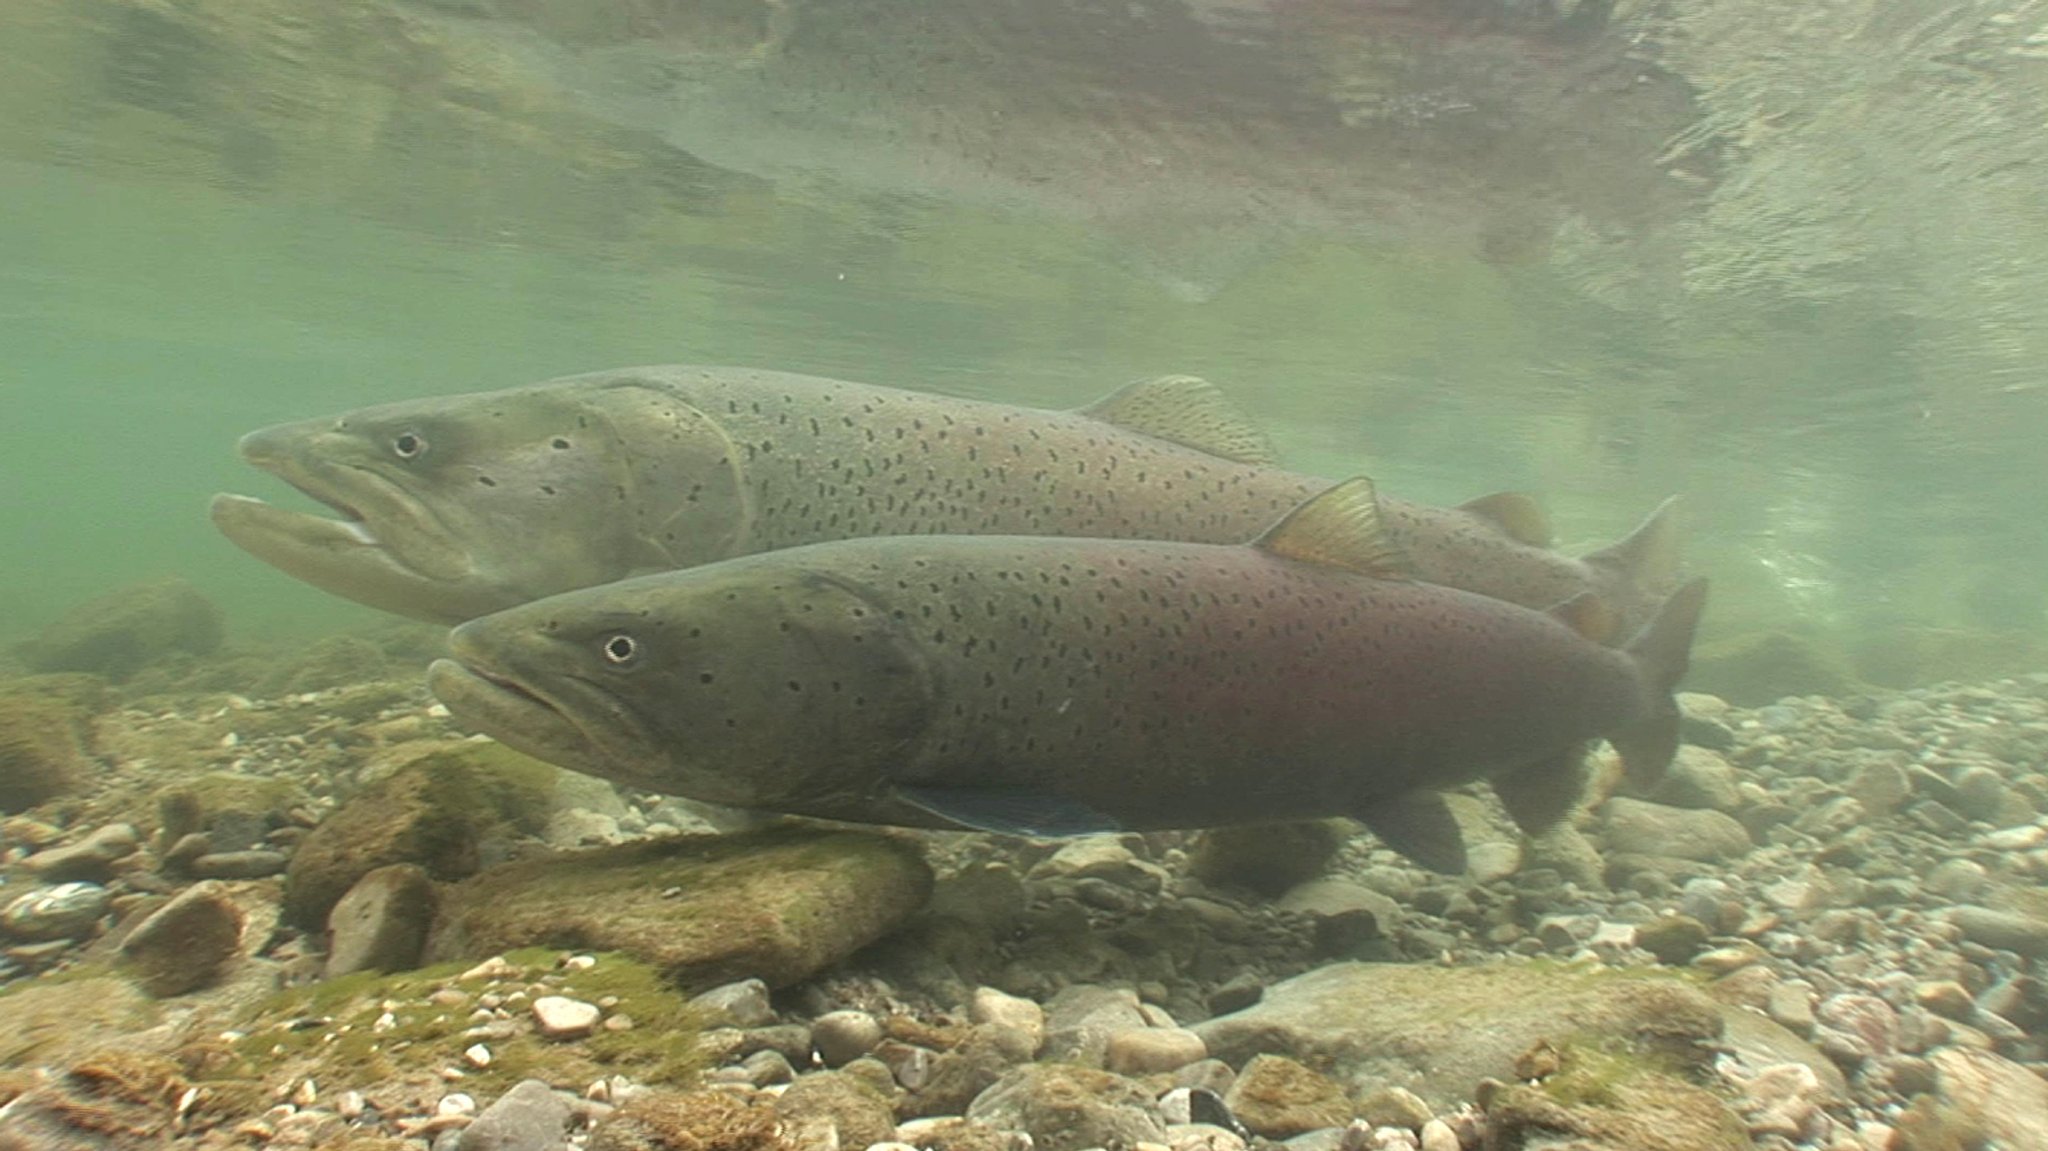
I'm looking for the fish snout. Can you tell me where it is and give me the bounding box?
[236,423,304,469]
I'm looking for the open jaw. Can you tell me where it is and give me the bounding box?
[211,491,473,622]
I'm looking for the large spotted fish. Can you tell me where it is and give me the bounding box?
[427,478,1707,873]
[211,365,1680,626]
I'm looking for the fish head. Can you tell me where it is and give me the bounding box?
[427,561,937,809]
[212,376,749,623]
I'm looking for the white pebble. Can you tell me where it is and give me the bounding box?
[437,1092,477,1116]
[464,1043,492,1068]
[533,995,602,1040]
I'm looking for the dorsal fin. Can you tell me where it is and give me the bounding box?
[1459,492,1553,548]
[1254,477,1414,578]
[1078,375,1279,466]
[1547,591,1619,645]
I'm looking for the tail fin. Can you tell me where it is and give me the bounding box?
[1608,578,1709,786]
[1581,496,1685,610]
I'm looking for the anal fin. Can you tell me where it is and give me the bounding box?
[1490,748,1591,836]
[896,785,1122,838]
[1355,791,1468,875]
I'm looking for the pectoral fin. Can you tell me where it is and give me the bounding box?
[1490,748,1591,835]
[896,786,1123,838]
[1355,791,1468,874]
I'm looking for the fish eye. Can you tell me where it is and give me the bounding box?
[601,634,639,666]
[393,431,427,460]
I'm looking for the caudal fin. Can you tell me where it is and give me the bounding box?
[1581,496,1685,613]
[1608,578,1709,787]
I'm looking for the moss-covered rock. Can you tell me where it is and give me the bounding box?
[14,578,224,681]
[427,827,932,990]
[281,740,557,927]
[118,880,246,997]
[1686,630,1864,707]
[0,693,92,813]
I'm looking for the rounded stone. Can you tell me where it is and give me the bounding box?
[1,881,110,942]
[1105,1027,1208,1075]
[812,1010,884,1067]
[118,879,245,996]
[532,996,601,1040]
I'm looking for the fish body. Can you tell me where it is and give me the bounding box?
[213,365,1679,626]
[428,480,1706,872]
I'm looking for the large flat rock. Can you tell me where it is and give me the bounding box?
[426,827,931,990]
[1192,961,1726,1111]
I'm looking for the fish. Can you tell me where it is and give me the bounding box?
[426,478,1708,874]
[212,365,1682,627]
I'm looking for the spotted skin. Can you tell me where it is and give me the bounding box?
[429,520,1704,843]
[216,365,1677,627]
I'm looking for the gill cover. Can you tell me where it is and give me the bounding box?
[543,563,939,812]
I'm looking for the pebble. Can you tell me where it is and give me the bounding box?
[811,1009,883,1066]
[25,823,140,881]
[1945,906,2048,957]
[1,881,111,941]
[690,978,775,1028]
[1105,1027,1208,1075]
[189,849,288,879]
[532,996,602,1040]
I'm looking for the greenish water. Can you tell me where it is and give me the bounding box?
[3,0,2045,675]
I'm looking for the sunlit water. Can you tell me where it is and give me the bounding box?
[3,0,2044,662]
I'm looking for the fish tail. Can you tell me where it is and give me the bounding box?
[1581,496,1685,609]
[1609,577,1710,786]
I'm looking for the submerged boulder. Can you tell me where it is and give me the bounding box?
[0,692,92,812]
[426,827,931,990]
[15,578,224,681]
[1192,962,1728,1112]
[1686,630,1862,707]
[281,741,556,928]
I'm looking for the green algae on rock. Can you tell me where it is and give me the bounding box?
[427,827,932,990]
[281,740,557,927]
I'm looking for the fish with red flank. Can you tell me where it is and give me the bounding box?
[427,478,1707,873]
[212,365,1681,628]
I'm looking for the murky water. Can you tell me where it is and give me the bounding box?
[4,0,2044,671]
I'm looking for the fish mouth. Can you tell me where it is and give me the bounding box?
[213,426,493,623]
[427,656,620,781]
[429,623,666,788]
